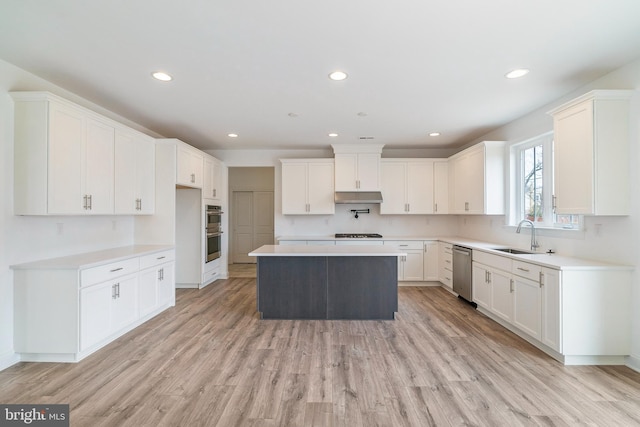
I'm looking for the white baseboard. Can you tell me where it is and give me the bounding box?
[0,350,20,372]
[626,354,640,373]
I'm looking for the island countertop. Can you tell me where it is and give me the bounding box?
[249,244,407,257]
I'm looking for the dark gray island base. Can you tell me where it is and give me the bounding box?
[255,255,398,320]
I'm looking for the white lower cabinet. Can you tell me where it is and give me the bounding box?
[138,249,175,318]
[471,260,512,323]
[385,241,423,281]
[438,242,453,289]
[423,241,438,281]
[540,267,561,352]
[81,274,138,351]
[473,249,630,365]
[13,246,175,362]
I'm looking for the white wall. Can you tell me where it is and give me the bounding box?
[456,58,640,369]
[0,59,160,370]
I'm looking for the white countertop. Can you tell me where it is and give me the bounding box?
[249,244,406,257]
[10,245,174,270]
[277,235,632,270]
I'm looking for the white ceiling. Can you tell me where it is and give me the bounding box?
[1,0,640,151]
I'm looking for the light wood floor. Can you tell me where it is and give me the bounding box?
[2,279,640,426]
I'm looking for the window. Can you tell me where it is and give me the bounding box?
[513,132,580,229]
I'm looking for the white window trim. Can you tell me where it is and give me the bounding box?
[508,131,583,232]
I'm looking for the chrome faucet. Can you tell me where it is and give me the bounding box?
[516,219,540,251]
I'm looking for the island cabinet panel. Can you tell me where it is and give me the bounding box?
[327,257,397,319]
[257,256,328,319]
[255,254,398,320]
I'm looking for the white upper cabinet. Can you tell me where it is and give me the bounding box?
[12,92,117,215]
[449,141,505,215]
[433,160,449,214]
[380,159,434,214]
[549,90,633,215]
[332,144,383,191]
[114,129,155,214]
[281,159,335,215]
[203,155,223,202]
[176,143,204,188]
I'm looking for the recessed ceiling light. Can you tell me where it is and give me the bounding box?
[288,112,298,118]
[329,70,348,81]
[228,133,238,138]
[429,132,441,137]
[328,133,338,137]
[151,71,173,81]
[505,68,530,79]
[357,112,368,117]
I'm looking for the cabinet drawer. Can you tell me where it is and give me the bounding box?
[203,268,220,285]
[473,251,511,272]
[385,240,423,250]
[512,260,542,281]
[440,270,452,287]
[441,243,453,254]
[81,258,139,287]
[139,250,175,270]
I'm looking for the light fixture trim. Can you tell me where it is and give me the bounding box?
[151,71,173,81]
[329,70,348,81]
[505,68,530,79]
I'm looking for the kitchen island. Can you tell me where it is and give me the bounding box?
[248,245,406,320]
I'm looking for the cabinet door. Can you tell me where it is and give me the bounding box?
[111,275,138,332]
[157,262,175,307]
[114,131,137,213]
[84,118,115,214]
[135,136,155,214]
[513,276,542,340]
[203,156,215,200]
[307,162,335,214]
[553,100,594,214]
[48,102,85,214]
[490,269,514,323]
[334,154,358,191]
[402,250,424,281]
[80,281,112,351]
[212,159,223,201]
[464,147,485,214]
[356,153,380,190]
[423,241,439,281]
[177,146,203,187]
[407,161,433,214]
[380,162,407,214]
[433,161,449,214]
[281,162,308,214]
[138,267,158,318]
[472,263,491,309]
[541,268,561,352]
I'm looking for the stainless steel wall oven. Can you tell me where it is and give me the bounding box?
[205,205,223,263]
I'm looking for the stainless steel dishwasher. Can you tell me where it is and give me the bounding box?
[452,245,473,302]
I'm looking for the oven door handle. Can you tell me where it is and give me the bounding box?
[206,210,224,215]
[207,232,223,237]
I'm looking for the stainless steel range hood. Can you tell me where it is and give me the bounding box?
[334,191,383,204]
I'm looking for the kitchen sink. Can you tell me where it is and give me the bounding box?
[492,247,535,255]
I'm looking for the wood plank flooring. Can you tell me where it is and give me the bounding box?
[2,277,640,426]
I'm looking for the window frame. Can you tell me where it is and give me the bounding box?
[510,131,582,230]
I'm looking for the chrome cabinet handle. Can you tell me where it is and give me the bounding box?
[517,267,530,273]
[510,279,514,293]
[539,272,544,287]
[110,267,123,273]
[434,203,438,213]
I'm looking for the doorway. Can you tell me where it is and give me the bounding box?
[232,191,274,263]
[228,167,275,265]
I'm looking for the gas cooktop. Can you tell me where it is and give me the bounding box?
[334,233,383,238]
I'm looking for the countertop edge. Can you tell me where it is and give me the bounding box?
[10,245,175,270]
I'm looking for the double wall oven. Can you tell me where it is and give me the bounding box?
[205,205,223,263]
